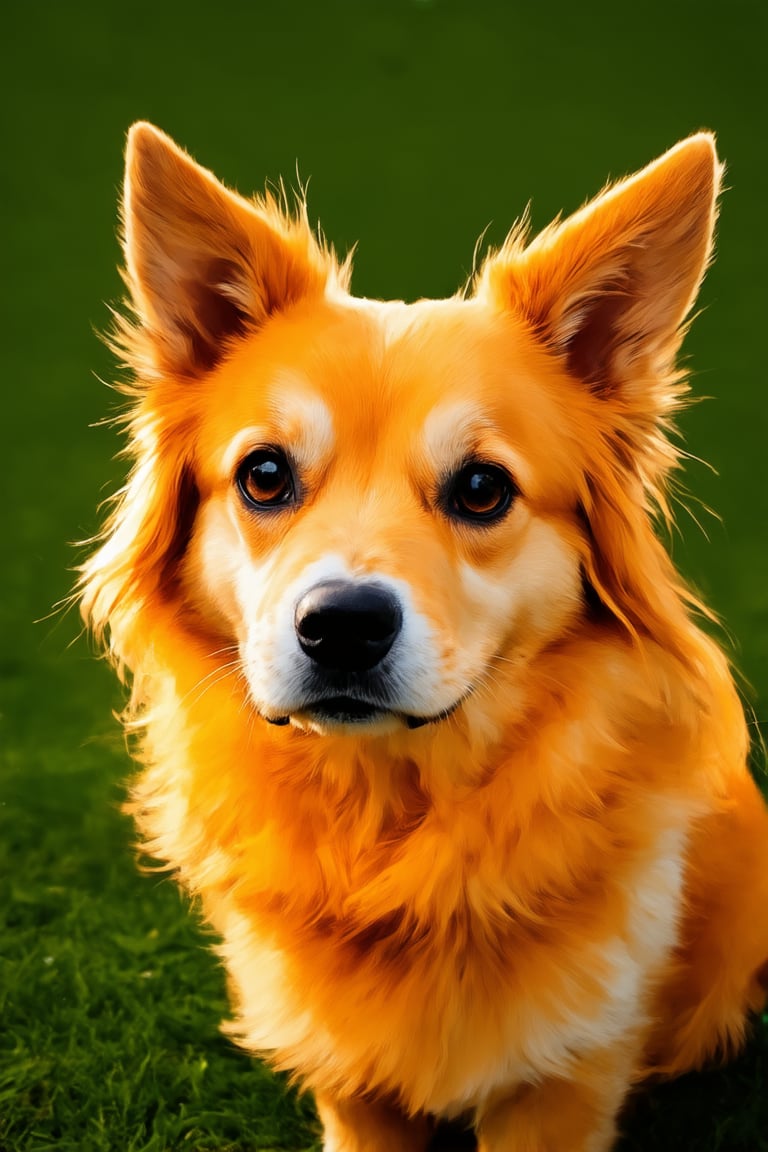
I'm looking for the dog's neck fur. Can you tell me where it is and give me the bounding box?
[125,603,728,906]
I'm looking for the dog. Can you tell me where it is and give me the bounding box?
[80,123,768,1151]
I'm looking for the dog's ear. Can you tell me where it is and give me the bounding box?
[478,137,722,659]
[120,122,332,379]
[478,134,721,407]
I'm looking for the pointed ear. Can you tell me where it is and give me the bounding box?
[477,134,722,397]
[120,122,333,378]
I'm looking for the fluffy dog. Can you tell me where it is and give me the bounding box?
[81,124,768,1150]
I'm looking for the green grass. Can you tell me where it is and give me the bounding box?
[2,0,767,1148]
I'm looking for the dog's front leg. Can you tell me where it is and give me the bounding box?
[315,1091,434,1152]
[475,1050,634,1152]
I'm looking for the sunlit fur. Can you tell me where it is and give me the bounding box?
[80,124,768,1152]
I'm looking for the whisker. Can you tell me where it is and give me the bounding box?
[184,659,243,710]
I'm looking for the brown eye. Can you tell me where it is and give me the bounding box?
[446,462,516,523]
[236,449,295,509]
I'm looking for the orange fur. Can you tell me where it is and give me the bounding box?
[81,124,768,1151]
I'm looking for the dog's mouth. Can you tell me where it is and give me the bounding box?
[305,695,386,724]
[264,693,467,731]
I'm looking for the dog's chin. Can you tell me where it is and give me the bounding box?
[262,693,466,735]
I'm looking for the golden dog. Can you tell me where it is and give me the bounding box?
[81,124,768,1150]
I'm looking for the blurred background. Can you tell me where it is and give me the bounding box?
[2,2,766,1150]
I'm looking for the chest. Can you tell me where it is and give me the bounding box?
[217,819,688,1115]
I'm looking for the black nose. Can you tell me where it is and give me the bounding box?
[294,580,402,672]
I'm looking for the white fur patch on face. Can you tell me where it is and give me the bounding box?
[268,375,336,472]
[189,500,263,637]
[238,552,462,730]
[422,400,493,469]
[459,516,583,658]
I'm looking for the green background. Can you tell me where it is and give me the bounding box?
[2,1,766,1149]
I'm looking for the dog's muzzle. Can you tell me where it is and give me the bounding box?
[264,580,405,728]
[263,579,460,730]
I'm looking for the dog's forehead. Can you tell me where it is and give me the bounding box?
[326,297,575,488]
[198,292,570,490]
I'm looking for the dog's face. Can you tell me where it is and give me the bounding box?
[182,295,586,733]
[83,125,720,737]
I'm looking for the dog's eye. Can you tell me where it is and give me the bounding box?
[446,462,516,523]
[236,449,295,509]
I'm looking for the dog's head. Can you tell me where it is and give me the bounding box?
[82,124,720,737]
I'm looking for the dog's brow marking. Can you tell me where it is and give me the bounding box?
[420,402,533,493]
[222,426,272,476]
[421,401,493,471]
[269,374,336,470]
[221,380,335,477]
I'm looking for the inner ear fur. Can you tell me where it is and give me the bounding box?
[119,122,340,380]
